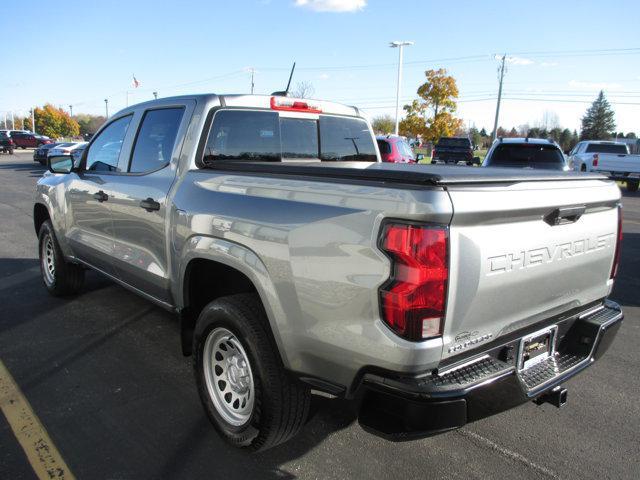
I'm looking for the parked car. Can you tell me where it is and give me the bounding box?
[10,130,53,149]
[483,138,569,171]
[36,94,623,451]
[33,143,62,164]
[10,131,53,149]
[569,141,640,192]
[0,132,15,154]
[376,135,417,163]
[432,136,478,165]
[48,142,88,158]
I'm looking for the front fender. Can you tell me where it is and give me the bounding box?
[176,235,291,368]
[34,174,73,258]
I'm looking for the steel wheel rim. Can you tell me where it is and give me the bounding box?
[203,327,255,426]
[41,234,55,285]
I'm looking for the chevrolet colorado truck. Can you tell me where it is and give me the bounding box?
[34,94,624,451]
[569,140,640,192]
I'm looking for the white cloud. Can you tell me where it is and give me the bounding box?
[568,80,622,91]
[540,61,558,67]
[506,56,534,66]
[294,0,366,12]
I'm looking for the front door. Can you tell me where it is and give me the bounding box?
[65,115,133,276]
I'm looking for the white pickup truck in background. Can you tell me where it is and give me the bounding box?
[569,140,640,192]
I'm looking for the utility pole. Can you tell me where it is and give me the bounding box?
[31,108,36,135]
[11,111,15,130]
[250,68,255,94]
[390,41,413,136]
[492,54,507,141]
[153,91,158,100]
[104,99,109,118]
[69,105,73,117]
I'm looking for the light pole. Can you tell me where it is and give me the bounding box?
[390,40,413,136]
[153,91,158,100]
[104,99,109,118]
[491,54,507,141]
[69,104,73,117]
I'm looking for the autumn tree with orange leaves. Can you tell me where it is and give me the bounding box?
[400,68,463,142]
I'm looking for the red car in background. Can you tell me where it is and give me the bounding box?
[9,131,53,149]
[376,135,417,163]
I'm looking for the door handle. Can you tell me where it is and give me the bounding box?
[93,191,108,203]
[140,198,160,212]
[544,205,585,226]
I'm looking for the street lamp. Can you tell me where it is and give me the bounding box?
[390,40,413,135]
[104,99,109,118]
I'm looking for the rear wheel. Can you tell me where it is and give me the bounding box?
[38,220,84,296]
[194,294,310,451]
[580,164,587,172]
[628,181,639,193]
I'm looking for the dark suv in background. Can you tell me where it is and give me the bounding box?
[432,136,477,165]
[482,138,568,171]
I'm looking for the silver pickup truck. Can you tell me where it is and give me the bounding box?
[34,94,624,450]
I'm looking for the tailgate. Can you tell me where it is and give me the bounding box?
[596,154,640,175]
[443,178,620,359]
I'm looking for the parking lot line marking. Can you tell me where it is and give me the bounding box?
[458,429,562,479]
[0,359,76,480]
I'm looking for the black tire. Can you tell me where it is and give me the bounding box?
[627,181,639,193]
[580,164,587,172]
[193,294,310,451]
[38,220,84,296]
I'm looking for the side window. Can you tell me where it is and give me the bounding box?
[85,115,132,172]
[129,107,184,173]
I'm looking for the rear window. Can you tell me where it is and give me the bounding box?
[202,110,376,163]
[585,143,628,154]
[489,144,565,168]
[397,140,414,158]
[436,137,471,148]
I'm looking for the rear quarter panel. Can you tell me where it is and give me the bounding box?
[171,171,453,389]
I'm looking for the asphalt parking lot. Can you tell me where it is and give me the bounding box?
[0,150,639,480]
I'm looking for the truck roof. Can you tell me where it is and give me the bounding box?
[496,137,557,145]
[113,93,360,119]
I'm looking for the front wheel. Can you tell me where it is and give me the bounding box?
[38,220,85,296]
[194,294,311,451]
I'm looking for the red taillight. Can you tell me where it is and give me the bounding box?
[270,96,322,113]
[379,223,448,341]
[593,153,599,167]
[610,205,623,279]
[431,149,436,158]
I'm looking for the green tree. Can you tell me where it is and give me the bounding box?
[371,115,395,134]
[626,132,637,139]
[580,91,615,140]
[74,114,106,136]
[34,104,80,139]
[559,128,573,151]
[399,68,462,142]
[469,126,481,148]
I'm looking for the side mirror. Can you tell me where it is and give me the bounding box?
[472,156,481,165]
[48,155,74,174]
[416,153,424,161]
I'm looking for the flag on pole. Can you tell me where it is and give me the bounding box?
[132,75,140,88]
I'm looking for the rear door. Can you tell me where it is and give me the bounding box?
[107,101,193,303]
[442,178,620,359]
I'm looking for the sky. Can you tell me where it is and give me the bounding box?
[2,0,639,133]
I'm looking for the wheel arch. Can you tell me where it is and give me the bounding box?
[177,237,289,367]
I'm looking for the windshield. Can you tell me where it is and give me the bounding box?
[585,143,628,154]
[203,110,376,163]
[488,144,565,169]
